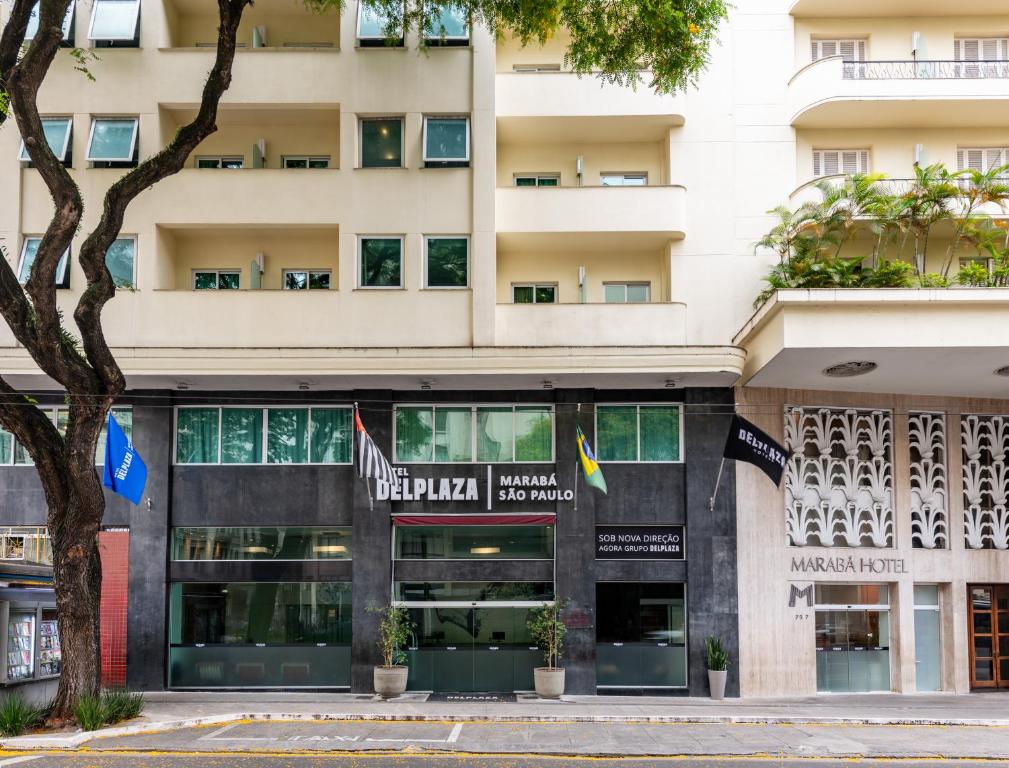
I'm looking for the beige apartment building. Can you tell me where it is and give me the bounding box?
[0,0,1007,698]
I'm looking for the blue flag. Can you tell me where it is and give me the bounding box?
[102,412,147,505]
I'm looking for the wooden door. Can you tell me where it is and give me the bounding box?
[969,585,1009,689]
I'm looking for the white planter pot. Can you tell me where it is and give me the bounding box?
[374,665,409,699]
[708,669,727,700]
[534,667,565,699]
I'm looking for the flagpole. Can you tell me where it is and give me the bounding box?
[574,404,580,512]
[709,457,725,512]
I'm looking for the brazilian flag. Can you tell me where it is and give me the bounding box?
[576,426,607,494]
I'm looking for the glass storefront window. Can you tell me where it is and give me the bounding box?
[394,525,554,560]
[1,406,130,466]
[172,528,351,561]
[175,406,351,465]
[595,583,687,688]
[395,405,554,463]
[815,584,889,606]
[596,404,681,462]
[168,582,351,688]
[395,582,553,602]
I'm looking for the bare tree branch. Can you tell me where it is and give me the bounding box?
[0,0,35,128]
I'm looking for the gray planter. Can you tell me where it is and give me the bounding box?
[534,667,565,699]
[374,665,409,699]
[708,669,727,700]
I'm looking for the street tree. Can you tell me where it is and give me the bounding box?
[0,0,728,721]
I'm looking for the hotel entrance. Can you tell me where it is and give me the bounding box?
[969,585,1009,689]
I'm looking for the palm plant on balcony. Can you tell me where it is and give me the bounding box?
[753,162,1009,308]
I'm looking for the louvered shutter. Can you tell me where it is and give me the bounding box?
[814,149,870,178]
[812,39,866,62]
[812,152,821,177]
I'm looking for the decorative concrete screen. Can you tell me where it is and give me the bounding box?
[909,412,949,550]
[962,415,1009,549]
[784,407,894,548]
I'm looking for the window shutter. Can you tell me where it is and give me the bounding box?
[986,148,1005,170]
[813,151,821,177]
[813,148,870,177]
[812,39,866,62]
[966,148,984,171]
[839,41,855,60]
[961,39,979,61]
[856,40,866,60]
[957,149,965,170]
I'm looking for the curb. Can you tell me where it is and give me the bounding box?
[4,710,1009,751]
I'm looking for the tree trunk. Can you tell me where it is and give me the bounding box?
[44,406,109,723]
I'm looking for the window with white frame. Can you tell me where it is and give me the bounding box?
[957,147,1009,176]
[600,173,647,186]
[512,63,561,73]
[25,1,75,45]
[394,404,554,463]
[19,117,72,165]
[356,2,403,46]
[423,117,469,168]
[105,237,136,288]
[174,406,353,465]
[512,283,556,304]
[595,404,682,463]
[17,238,70,288]
[359,237,403,288]
[425,237,468,288]
[813,149,870,178]
[88,0,140,47]
[86,117,138,167]
[423,4,468,45]
[810,39,866,62]
[196,156,244,169]
[955,38,1009,62]
[193,270,240,290]
[603,282,650,304]
[514,174,559,187]
[360,117,403,168]
[283,156,330,169]
[0,406,131,466]
[283,270,331,290]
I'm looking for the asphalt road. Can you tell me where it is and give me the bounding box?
[2,755,1009,767]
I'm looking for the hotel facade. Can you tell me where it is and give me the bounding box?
[0,0,1006,697]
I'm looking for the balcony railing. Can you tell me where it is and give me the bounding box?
[841,60,1009,80]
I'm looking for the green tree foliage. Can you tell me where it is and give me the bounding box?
[753,163,1009,307]
[304,0,729,94]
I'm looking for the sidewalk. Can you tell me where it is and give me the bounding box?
[4,691,1009,754]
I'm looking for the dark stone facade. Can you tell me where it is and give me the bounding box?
[0,387,738,697]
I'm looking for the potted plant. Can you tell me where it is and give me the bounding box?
[370,605,414,699]
[705,635,729,700]
[527,599,568,699]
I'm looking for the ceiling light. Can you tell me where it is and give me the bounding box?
[420,379,435,391]
[664,378,678,389]
[995,366,1009,377]
[313,545,347,554]
[176,381,190,391]
[298,382,310,391]
[541,380,554,390]
[470,546,500,555]
[243,546,270,554]
[822,361,878,378]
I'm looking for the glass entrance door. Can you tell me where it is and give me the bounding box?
[968,585,1009,689]
[814,584,891,693]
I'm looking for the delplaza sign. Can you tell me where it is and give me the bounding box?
[376,466,574,506]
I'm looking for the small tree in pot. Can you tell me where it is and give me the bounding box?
[705,635,729,700]
[527,599,568,699]
[370,605,414,699]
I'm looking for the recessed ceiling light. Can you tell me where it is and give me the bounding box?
[995,366,1009,377]
[470,546,500,555]
[822,361,878,378]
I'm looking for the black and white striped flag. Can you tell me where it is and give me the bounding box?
[354,405,397,489]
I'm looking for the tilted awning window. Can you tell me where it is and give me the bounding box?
[86,117,138,162]
[88,0,140,42]
[18,117,72,162]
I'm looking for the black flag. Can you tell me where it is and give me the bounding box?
[723,414,787,486]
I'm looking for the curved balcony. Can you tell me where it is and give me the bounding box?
[789,56,1009,128]
[496,72,684,143]
[496,186,686,248]
[496,302,686,347]
[734,288,1009,398]
[790,0,1009,15]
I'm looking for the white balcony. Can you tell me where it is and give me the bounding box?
[790,0,1009,15]
[495,186,686,247]
[496,302,686,347]
[496,72,684,142]
[734,288,1009,398]
[788,56,1009,128]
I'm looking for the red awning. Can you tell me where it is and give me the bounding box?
[393,514,556,526]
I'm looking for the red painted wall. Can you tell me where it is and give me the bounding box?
[98,529,129,688]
